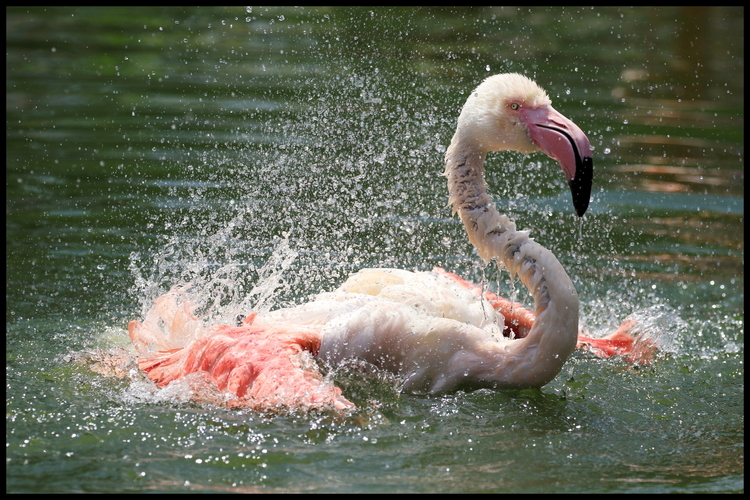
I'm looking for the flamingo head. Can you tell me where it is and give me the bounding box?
[455,73,593,216]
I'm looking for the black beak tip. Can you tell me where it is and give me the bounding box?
[570,156,593,217]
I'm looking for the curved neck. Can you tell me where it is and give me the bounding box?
[444,141,514,261]
[444,138,579,386]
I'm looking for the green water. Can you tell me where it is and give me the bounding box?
[6,7,743,493]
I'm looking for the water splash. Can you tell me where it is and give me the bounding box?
[619,303,685,357]
[233,236,298,316]
[129,222,299,332]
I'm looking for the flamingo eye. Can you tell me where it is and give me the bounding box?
[510,102,520,110]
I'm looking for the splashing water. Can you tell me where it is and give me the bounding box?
[620,303,684,358]
[128,229,300,344]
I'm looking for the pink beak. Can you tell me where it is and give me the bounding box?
[521,104,593,217]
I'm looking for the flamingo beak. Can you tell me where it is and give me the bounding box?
[521,104,593,217]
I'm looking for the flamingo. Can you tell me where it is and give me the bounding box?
[126,73,653,412]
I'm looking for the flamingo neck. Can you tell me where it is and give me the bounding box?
[444,142,515,261]
[444,139,580,386]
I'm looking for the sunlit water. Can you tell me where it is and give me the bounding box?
[7,7,743,493]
